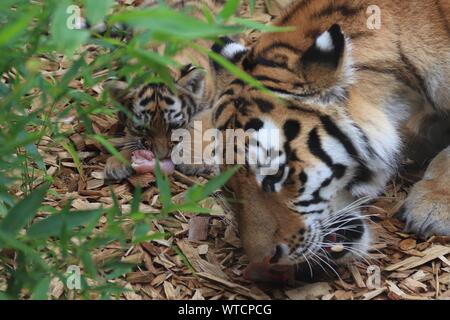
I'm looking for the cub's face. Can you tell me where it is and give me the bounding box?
[107,65,206,159]
[212,27,378,271]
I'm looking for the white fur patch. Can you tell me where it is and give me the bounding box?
[247,119,288,191]
[316,31,334,52]
[221,42,247,59]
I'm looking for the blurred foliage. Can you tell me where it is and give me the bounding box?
[0,0,278,299]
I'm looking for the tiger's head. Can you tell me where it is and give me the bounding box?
[106,64,207,159]
[211,25,397,273]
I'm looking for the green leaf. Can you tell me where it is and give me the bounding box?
[104,261,133,280]
[84,0,115,25]
[26,209,103,239]
[201,165,240,199]
[30,277,51,300]
[80,251,97,277]
[0,8,37,48]
[154,160,172,209]
[130,187,142,217]
[90,134,129,165]
[185,166,240,203]
[195,44,271,95]
[51,1,90,56]
[109,7,243,40]
[0,183,49,236]
[61,140,84,177]
[218,0,240,22]
[230,17,295,32]
[24,143,46,171]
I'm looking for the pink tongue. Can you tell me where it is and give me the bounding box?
[131,150,175,175]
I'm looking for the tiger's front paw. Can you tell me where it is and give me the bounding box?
[397,147,450,238]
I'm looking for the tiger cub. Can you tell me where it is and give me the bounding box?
[104,63,215,180]
[208,0,450,273]
[103,0,222,180]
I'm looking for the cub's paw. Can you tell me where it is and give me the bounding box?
[104,165,134,181]
[397,147,450,238]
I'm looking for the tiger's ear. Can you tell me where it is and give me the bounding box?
[300,24,351,89]
[210,37,248,91]
[177,64,206,100]
[211,37,248,70]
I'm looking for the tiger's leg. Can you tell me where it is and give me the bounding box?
[398,146,450,238]
[104,149,134,181]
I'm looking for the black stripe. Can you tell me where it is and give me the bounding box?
[254,56,291,71]
[139,96,152,106]
[219,88,235,99]
[138,84,152,98]
[320,115,372,182]
[253,75,281,83]
[244,118,264,131]
[235,97,252,116]
[302,209,324,215]
[313,3,363,19]
[320,116,358,157]
[294,177,332,208]
[214,101,231,121]
[265,85,318,98]
[307,128,333,167]
[287,103,324,117]
[283,120,301,141]
[229,49,247,63]
[259,42,304,57]
[230,79,245,87]
[262,165,286,193]
[253,98,274,113]
[299,171,308,185]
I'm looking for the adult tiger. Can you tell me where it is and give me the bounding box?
[209,0,450,273]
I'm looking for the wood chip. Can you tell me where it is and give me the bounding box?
[285,282,332,300]
[362,288,387,300]
[399,239,417,251]
[188,216,210,241]
[386,245,450,271]
[348,265,366,288]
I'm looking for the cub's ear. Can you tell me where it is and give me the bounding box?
[177,64,206,99]
[104,80,132,123]
[104,79,130,103]
[300,24,350,88]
